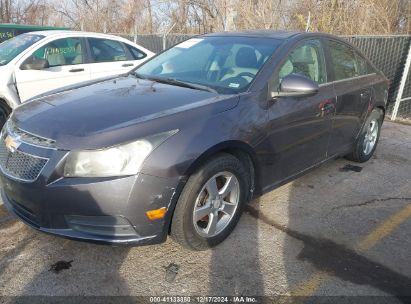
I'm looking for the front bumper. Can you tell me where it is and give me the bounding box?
[1,172,180,246]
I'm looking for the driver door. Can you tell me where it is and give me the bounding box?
[261,39,335,187]
[15,37,90,102]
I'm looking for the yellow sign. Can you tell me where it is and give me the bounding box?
[0,32,14,40]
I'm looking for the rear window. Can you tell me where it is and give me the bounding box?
[126,44,146,60]
[328,40,359,80]
[355,53,376,75]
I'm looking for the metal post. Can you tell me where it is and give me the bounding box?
[163,23,176,51]
[133,17,138,44]
[391,40,411,120]
[103,21,107,34]
[305,11,311,32]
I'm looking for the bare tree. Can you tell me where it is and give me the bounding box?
[0,0,12,23]
[290,0,410,35]
[1,0,409,35]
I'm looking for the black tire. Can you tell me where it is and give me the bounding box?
[0,101,11,129]
[345,109,383,163]
[170,153,250,251]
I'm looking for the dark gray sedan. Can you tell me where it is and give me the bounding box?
[0,32,388,250]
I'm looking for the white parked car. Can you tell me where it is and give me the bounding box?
[0,30,155,125]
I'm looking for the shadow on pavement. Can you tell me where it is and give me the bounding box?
[0,189,132,301]
[208,204,264,296]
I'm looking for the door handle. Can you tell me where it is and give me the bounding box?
[318,101,335,117]
[69,68,85,72]
[321,103,335,112]
[122,63,134,67]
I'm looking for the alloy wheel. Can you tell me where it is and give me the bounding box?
[363,119,379,155]
[192,171,240,238]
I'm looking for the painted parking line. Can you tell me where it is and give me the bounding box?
[290,271,329,297]
[291,202,411,296]
[355,203,411,252]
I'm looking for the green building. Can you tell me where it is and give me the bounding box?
[0,24,68,43]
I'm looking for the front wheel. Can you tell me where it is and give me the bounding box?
[345,109,383,163]
[170,153,250,250]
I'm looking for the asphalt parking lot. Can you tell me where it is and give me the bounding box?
[0,121,410,302]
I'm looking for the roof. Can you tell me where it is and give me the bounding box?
[202,31,343,41]
[23,30,141,42]
[203,31,303,39]
[21,30,154,54]
[0,23,67,30]
[24,30,130,41]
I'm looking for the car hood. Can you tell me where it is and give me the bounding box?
[12,75,238,150]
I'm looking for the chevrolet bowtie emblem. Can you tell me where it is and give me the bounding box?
[5,135,21,153]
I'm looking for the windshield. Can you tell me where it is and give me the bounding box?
[136,36,282,94]
[0,34,44,66]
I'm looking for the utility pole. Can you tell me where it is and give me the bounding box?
[163,23,176,51]
[305,11,311,32]
[134,16,138,44]
[224,0,236,31]
[408,0,411,34]
[147,0,153,34]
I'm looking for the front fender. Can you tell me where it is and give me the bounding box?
[0,71,21,109]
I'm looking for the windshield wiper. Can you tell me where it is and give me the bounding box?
[133,72,146,80]
[133,73,217,94]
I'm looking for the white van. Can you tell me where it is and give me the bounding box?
[0,30,155,125]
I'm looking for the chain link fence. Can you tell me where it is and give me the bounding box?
[124,33,411,120]
[114,33,192,53]
[345,35,411,120]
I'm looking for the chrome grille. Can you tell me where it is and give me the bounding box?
[0,140,48,182]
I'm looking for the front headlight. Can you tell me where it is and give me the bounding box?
[64,130,178,177]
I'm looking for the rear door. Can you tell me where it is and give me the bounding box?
[262,38,335,187]
[326,40,373,156]
[87,38,138,80]
[15,37,90,101]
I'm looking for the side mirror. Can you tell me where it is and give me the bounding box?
[271,74,319,98]
[20,57,49,70]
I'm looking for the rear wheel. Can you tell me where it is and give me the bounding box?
[0,101,11,129]
[170,153,250,250]
[345,109,383,163]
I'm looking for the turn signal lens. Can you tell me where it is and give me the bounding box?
[146,207,167,220]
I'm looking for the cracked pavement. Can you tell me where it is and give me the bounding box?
[0,121,410,301]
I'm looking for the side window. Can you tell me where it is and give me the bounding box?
[278,39,327,84]
[32,37,84,67]
[328,40,359,80]
[89,38,128,63]
[355,53,374,75]
[126,44,147,60]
